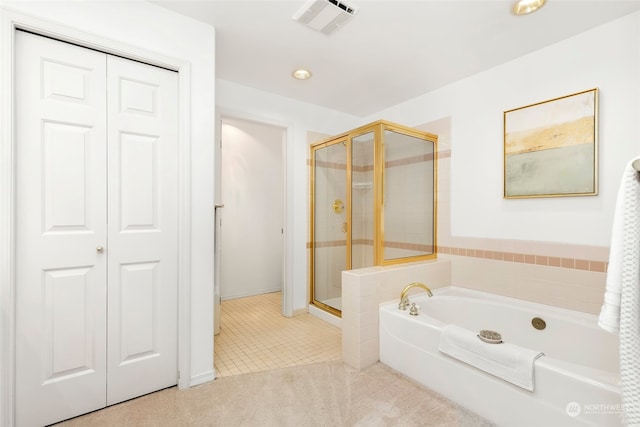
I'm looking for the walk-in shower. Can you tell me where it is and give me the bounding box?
[309,120,438,317]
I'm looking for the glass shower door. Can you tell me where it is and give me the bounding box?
[382,129,436,262]
[311,139,348,315]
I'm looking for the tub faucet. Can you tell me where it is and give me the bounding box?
[398,282,433,310]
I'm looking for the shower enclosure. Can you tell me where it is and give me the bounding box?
[309,120,438,317]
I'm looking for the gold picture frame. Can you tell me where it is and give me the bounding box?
[504,88,598,199]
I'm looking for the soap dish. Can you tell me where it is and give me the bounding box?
[478,329,503,344]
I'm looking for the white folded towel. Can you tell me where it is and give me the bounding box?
[438,325,544,391]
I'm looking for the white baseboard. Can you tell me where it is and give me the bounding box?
[221,287,281,301]
[190,370,216,387]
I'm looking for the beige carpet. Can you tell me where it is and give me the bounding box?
[58,361,493,426]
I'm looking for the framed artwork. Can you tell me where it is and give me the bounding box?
[504,88,598,198]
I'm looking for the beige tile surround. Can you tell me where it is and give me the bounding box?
[342,259,452,370]
[443,254,606,313]
[341,254,607,371]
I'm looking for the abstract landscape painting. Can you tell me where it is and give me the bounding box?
[504,89,598,198]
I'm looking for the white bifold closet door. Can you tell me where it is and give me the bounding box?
[15,31,178,427]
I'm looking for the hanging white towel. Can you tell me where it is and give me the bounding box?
[598,156,640,425]
[598,166,626,333]
[438,325,544,391]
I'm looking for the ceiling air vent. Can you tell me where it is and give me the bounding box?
[292,0,358,35]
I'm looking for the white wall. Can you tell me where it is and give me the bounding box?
[368,11,640,248]
[220,117,284,300]
[1,0,216,390]
[216,79,362,312]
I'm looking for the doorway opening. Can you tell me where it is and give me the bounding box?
[215,117,340,377]
[219,117,286,301]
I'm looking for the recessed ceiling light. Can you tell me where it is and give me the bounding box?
[292,69,312,80]
[512,0,546,15]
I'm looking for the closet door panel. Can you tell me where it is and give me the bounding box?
[106,55,179,405]
[119,132,159,230]
[15,31,108,427]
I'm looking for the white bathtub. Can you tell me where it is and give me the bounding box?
[379,286,622,427]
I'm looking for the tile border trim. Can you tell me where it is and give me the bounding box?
[438,246,607,273]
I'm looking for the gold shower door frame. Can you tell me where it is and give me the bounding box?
[310,136,351,317]
[309,120,438,316]
[378,122,438,266]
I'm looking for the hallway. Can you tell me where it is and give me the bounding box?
[214,292,341,377]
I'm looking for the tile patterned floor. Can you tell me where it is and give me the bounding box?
[214,292,342,377]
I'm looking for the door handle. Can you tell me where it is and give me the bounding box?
[96,246,104,253]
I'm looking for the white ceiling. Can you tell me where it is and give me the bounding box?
[154,0,640,117]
